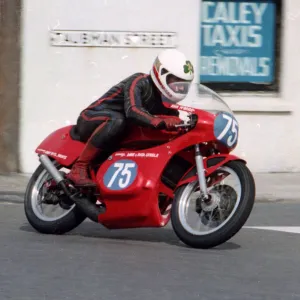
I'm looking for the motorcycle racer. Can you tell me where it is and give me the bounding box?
[67,49,195,187]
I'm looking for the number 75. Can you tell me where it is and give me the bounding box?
[107,162,136,189]
[216,114,239,147]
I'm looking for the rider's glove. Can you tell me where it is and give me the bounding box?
[161,116,183,131]
[164,117,183,131]
[153,115,183,131]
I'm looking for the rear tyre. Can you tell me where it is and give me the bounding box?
[171,160,255,249]
[24,163,86,234]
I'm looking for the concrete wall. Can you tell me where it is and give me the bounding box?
[20,0,300,174]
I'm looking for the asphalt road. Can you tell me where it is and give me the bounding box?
[1,201,300,300]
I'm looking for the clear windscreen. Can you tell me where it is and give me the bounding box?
[166,82,234,115]
[190,84,234,115]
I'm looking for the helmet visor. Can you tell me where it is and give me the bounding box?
[166,74,192,96]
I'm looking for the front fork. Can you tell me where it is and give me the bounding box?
[195,144,209,200]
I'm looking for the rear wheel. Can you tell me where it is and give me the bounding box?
[24,163,86,234]
[171,160,255,249]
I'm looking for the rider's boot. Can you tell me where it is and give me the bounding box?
[67,142,100,187]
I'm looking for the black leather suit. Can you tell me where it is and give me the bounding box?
[75,73,179,149]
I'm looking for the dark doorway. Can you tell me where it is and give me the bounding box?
[0,0,21,172]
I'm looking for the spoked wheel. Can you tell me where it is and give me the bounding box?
[171,160,255,249]
[24,163,87,234]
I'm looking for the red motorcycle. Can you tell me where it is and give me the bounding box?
[24,84,255,249]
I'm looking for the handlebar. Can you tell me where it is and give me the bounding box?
[175,122,192,128]
[176,113,198,129]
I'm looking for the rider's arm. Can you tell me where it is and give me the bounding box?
[154,100,180,117]
[124,74,164,129]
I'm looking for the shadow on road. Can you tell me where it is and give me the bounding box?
[19,221,241,251]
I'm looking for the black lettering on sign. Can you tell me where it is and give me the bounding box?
[81,33,89,44]
[50,31,176,47]
[109,34,120,45]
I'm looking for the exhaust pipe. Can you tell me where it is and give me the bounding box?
[39,155,65,183]
[39,154,104,223]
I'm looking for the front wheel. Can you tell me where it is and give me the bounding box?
[171,160,255,249]
[24,163,87,234]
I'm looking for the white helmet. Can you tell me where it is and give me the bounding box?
[150,49,194,103]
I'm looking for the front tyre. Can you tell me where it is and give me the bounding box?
[171,160,255,249]
[24,163,86,234]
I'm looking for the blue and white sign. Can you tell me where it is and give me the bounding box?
[103,160,138,191]
[200,0,276,83]
[214,112,239,148]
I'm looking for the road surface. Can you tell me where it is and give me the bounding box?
[1,200,300,300]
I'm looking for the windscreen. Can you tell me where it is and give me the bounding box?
[191,84,234,115]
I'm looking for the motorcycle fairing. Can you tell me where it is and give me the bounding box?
[176,154,246,188]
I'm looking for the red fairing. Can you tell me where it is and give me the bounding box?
[96,147,172,229]
[35,126,85,166]
[176,154,246,188]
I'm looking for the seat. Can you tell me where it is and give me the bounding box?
[69,125,82,142]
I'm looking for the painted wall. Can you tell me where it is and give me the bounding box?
[20,0,200,173]
[20,0,300,174]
